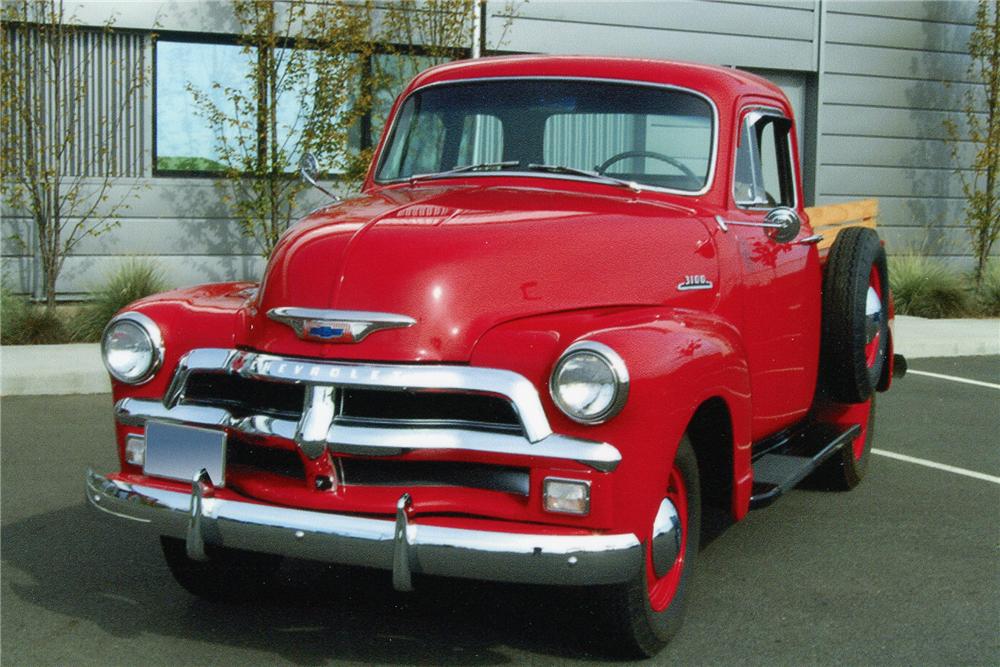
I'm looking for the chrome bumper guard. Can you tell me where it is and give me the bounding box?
[86,469,642,589]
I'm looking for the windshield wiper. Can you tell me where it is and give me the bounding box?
[408,160,522,183]
[525,163,643,192]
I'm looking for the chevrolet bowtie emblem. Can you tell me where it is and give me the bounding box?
[268,307,416,343]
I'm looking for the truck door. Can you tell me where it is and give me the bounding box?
[727,107,821,439]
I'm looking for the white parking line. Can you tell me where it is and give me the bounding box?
[907,369,1000,390]
[872,449,1000,485]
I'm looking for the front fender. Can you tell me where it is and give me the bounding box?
[103,281,257,471]
[470,306,753,535]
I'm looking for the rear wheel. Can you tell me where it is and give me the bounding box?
[603,436,701,658]
[812,397,876,490]
[161,536,283,601]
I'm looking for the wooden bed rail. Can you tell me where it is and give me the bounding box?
[804,199,878,252]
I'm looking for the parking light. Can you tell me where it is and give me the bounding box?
[543,477,591,515]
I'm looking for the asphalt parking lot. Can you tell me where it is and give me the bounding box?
[2,355,998,666]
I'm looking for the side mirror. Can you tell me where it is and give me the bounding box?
[764,207,801,244]
[298,152,340,202]
[299,152,320,186]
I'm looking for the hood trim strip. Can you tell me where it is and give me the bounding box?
[268,307,416,343]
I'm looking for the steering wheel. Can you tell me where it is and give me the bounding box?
[596,150,698,180]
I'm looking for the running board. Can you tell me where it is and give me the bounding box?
[749,423,861,510]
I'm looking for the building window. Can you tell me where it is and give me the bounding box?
[154,37,364,176]
[155,39,250,173]
[153,38,454,177]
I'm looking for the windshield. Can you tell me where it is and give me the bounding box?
[375,79,715,193]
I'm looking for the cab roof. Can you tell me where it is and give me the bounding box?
[405,55,786,106]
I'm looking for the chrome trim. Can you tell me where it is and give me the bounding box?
[549,340,630,425]
[651,497,682,578]
[296,385,337,459]
[298,151,342,202]
[186,469,213,561]
[267,307,416,343]
[392,493,414,591]
[732,105,797,210]
[86,469,642,587]
[763,207,802,244]
[163,348,241,408]
[115,398,623,473]
[865,285,883,345]
[797,233,824,245]
[162,348,551,444]
[715,214,787,232]
[677,275,714,291]
[374,76,720,198]
[101,311,165,385]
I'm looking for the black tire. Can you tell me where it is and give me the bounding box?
[821,226,889,404]
[602,436,701,658]
[160,536,283,601]
[812,397,876,491]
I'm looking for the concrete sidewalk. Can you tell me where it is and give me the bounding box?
[1,316,997,396]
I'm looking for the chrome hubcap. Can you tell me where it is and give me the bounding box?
[651,497,682,577]
[865,286,882,345]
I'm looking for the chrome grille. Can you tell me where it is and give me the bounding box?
[116,348,622,473]
[182,371,523,434]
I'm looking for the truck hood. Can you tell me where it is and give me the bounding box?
[243,183,720,362]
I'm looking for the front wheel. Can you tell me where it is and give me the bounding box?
[602,436,701,658]
[161,536,283,601]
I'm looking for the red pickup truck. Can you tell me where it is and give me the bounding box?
[87,56,901,657]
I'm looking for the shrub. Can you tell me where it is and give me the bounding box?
[1,288,68,345]
[888,253,970,318]
[976,262,1000,316]
[71,260,168,342]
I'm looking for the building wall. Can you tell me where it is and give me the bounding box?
[815,1,982,268]
[1,0,989,298]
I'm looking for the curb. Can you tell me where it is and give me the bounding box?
[893,316,1000,360]
[1,344,110,396]
[1,318,997,397]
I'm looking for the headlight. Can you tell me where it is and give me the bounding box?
[101,312,164,384]
[549,341,629,424]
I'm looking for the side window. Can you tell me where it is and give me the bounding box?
[733,111,795,208]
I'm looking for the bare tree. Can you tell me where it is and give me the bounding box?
[945,0,1000,288]
[1,0,148,310]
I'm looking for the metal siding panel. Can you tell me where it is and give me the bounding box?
[486,17,816,71]
[488,1,815,41]
[827,1,977,25]
[817,165,966,199]
[825,11,973,53]
[1,179,341,221]
[824,43,975,83]
[821,135,974,170]
[1,217,258,257]
[822,73,975,112]
[820,105,974,140]
[879,226,995,257]
[1,255,266,296]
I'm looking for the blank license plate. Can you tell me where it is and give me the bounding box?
[144,421,226,486]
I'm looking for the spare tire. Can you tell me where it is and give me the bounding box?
[821,226,889,404]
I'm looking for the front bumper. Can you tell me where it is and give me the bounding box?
[86,469,642,589]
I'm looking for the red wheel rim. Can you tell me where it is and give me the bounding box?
[851,398,874,460]
[864,265,884,369]
[647,465,688,612]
